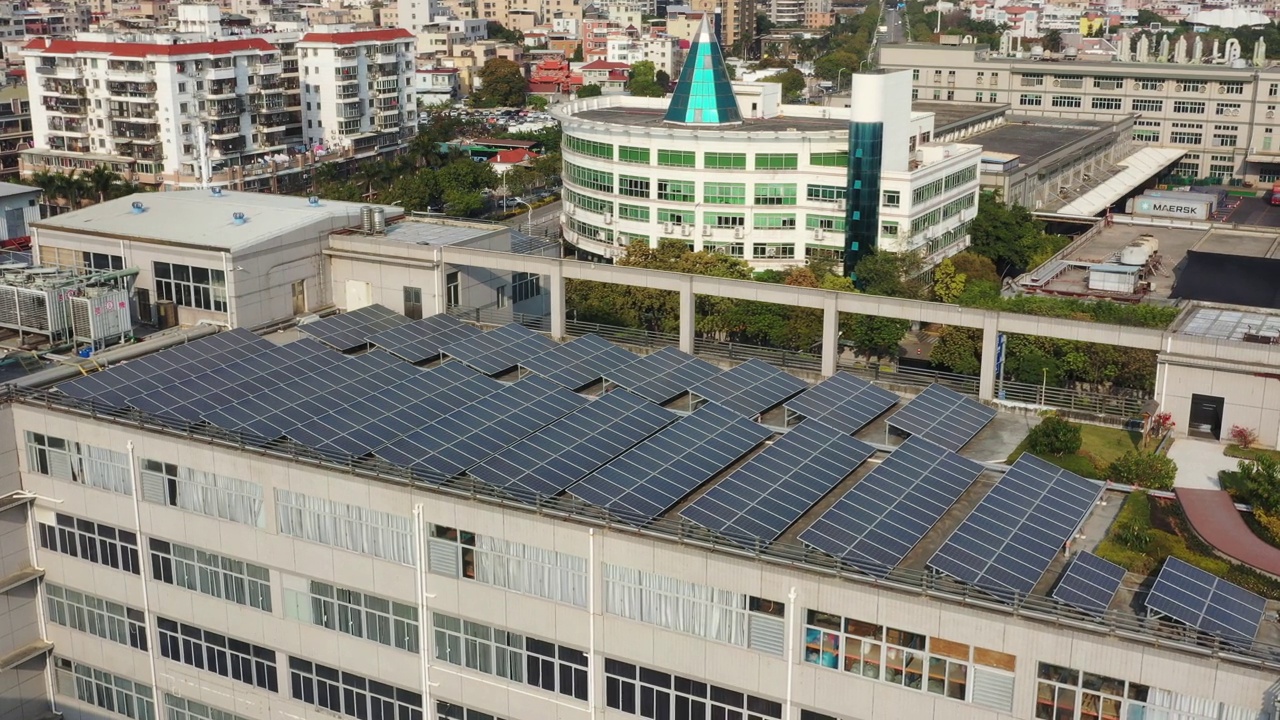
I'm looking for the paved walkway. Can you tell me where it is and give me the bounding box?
[1176,488,1280,577]
[1166,438,1238,490]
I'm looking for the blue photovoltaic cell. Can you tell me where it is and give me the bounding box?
[440,323,557,375]
[1052,551,1126,617]
[520,334,641,390]
[299,304,411,352]
[690,358,808,418]
[886,383,997,451]
[798,436,984,574]
[469,389,677,497]
[605,346,721,404]
[571,402,771,524]
[682,421,873,544]
[1146,557,1267,646]
[784,372,899,435]
[929,454,1102,597]
[369,313,483,364]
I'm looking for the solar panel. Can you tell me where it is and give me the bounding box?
[885,384,997,451]
[469,389,677,497]
[682,421,874,544]
[929,454,1103,597]
[605,346,721,404]
[784,372,899,435]
[1052,551,1126,617]
[799,436,984,574]
[1146,557,1267,646]
[440,323,558,375]
[571,402,771,524]
[369,314,483,364]
[690,358,808,419]
[374,375,587,478]
[520,334,641,390]
[300,304,412,352]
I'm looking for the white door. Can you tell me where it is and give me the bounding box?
[345,280,372,311]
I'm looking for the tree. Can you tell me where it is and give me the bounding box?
[84,165,122,203]
[527,95,549,111]
[576,84,603,98]
[930,326,982,375]
[471,58,527,108]
[852,250,927,299]
[486,21,523,44]
[947,252,1000,284]
[814,52,858,84]
[968,193,1068,276]
[571,45,584,62]
[846,316,909,360]
[1026,415,1082,456]
[1135,9,1168,26]
[1240,456,1280,514]
[443,187,485,217]
[1041,29,1064,52]
[655,69,670,88]
[760,68,806,102]
[932,258,966,303]
[627,60,666,97]
[1105,451,1177,491]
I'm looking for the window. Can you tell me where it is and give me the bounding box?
[40,246,125,271]
[403,286,422,319]
[1212,132,1237,147]
[1131,99,1163,113]
[1018,94,1042,106]
[754,184,796,205]
[564,188,613,215]
[527,637,589,701]
[618,203,649,221]
[657,179,696,203]
[657,149,695,167]
[1133,127,1160,142]
[1180,81,1206,93]
[1033,662,1254,720]
[1219,81,1245,95]
[446,271,459,308]
[564,134,612,159]
[658,209,692,224]
[704,152,746,169]
[752,243,795,258]
[704,182,746,205]
[882,190,901,207]
[755,153,797,170]
[1215,102,1242,115]
[148,538,271,611]
[512,272,541,303]
[46,584,147,651]
[806,185,846,203]
[153,262,226,312]
[810,151,848,167]
[1050,96,1081,108]
[1135,79,1163,91]
[754,213,796,230]
[1173,100,1206,114]
[433,612,587,700]
[944,166,976,190]
[495,285,507,309]
[428,525,588,607]
[140,459,265,527]
[295,580,419,652]
[1171,130,1203,145]
[1091,97,1122,110]
[912,178,944,204]
[39,512,141,575]
[619,175,651,198]
[157,618,278,691]
[912,69,920,81]
[288,658,423,720]
[710,213,745,228]
[54,657,155,720]
[1020,73,1044,87]
[275,489,415,565]
[881,222,899,237]
[568,217,614,244]
[25,432,131,495]
[806,215,846,232]
[566,162,613,193]
[437,702,509,720]
[619,145,650,164]
[606,659,784,720]
[164,694,252,720]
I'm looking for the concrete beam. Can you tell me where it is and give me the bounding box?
[549,264,566,341]
[822,296,839,377]
[979,314,1000,401]
[679,277,695,354]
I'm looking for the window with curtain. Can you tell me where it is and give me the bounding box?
[275,489,415,566]
[139,459,264,527]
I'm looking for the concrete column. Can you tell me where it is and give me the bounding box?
[979,314,1000,401]
[679,278,695,354]
[822,294,839,377]
[550,263,566,341]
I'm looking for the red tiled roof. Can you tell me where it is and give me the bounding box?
[579,59,629,70]
[23,36,275,57]
[529,82,559,92]
[300,28,413,44]
[489,148,539,164]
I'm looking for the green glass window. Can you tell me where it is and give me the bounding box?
[754,184,796,206]
[619,145,650,164]
[564,188,613,215]
[658,208,693,224]
[754,213,796,230]
[810,151,849,167]
[657,180,695,203]
[619,232,649,246]
[565,135,614,160]
[568,217,614,243]
[704,152,746,169]
[566,162,613,193]
[619,203,650,221]
[709,213,745,227]
[807,184,847,203]
[619,175,651,198]
[704,182,746,205]
[755,153,798,170]
[658,149,696,167]
[806,214,846,231]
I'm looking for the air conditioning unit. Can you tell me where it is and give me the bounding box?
[701,225,712,237]
[813,229,825,241]
[836,199,847,210]
[663,222,673,233]
[711,245,727,254]
[1175,83,1184,92]
[603,215,613,225]
[681,224,692,237]
[733,227,744,239]
[1157,83,1165,91]
[975,77,984,85]
[567,205,576,216]
[1231,108,1240,116]
[1268,111,1275,118]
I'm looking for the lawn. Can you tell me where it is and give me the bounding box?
[1006,423,1142,479]
[1225,444,1280,463]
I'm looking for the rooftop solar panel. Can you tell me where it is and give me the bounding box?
[1146,557,1267,646]
[440,323,558,375]
[300,304,412,352]
[374,375,587,478]
[690,358,808,419]
[520,334,641,390]
[784,372,899,435]
[369,314,483,364]
[798,436,984,574]
[605,346,721,404]
[929,454,1102,598]
[571,403,771,524]
[885,384,997,451]
[469,389,677,497]
[682,421,874,545]
[1052,551,1126,617]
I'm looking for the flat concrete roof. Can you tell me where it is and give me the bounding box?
[573,106,848,133]
[1031,223,1206,301]
[379,218,500,246]
[970,116,1112,164]
[911,101,1005,133]
[0,181,39,200]
[33,190,403,252]
[1192,228,1280,259]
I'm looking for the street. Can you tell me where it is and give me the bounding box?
[503,199,562,237]
[881,7,906,44]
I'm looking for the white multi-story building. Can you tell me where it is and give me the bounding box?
[604,34,679,75]
[396,0,441,33]
[299,28,417,154]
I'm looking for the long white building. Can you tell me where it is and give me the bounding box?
[299,28,417,154]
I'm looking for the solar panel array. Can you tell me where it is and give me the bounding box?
[1146,557,1267,645]
[784,372,899,435]
[886,384,997,451]
[571,403,771,524]
[469,389,677,497]
[682,421,873,544]
[1052,551,1126,617]
[521,334,641,390]
[690,358,808,418]
[441,323,558,375]
[369,314,483,364]
[930,454,1102,597]
[799,436,984,573]
[375,375,587,477]
[300,304,411,352]
[605,346,722,404]
[56,329,273,408]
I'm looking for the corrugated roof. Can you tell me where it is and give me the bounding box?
[299,28,414,44]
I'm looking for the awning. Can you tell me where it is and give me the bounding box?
[1053,147,1187,217]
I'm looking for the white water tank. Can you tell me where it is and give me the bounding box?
[1138,233,1159,254]
[1120,242,1152,266]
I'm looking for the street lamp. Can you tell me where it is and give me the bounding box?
[515,197,534,234]
[836,68,848,94]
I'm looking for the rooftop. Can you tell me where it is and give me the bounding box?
[0,181,39,200]
[573,106,848,133]
[23,36,275,57]
[969,116,1113,165]
[372,218,502,246]
[910,101,1005,134]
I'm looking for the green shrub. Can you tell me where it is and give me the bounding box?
[1093,540,1155,574]
[1250,507,1280,547]
[1026,416,1082,457]
[1219,469,1250,503]
[1239,456,1280,514]
[1105,451,1177,490]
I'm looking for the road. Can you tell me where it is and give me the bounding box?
[503,199,562,237]
[882,7,906,44]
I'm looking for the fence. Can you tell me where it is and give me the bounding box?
[4,382,1276,670]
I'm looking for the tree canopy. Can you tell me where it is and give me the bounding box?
[627,61,666,97]
[576,84,603,98]
[485,21,523,44]
[471,58,527,108]
[967,192,1070,276]
[760,68,806,102]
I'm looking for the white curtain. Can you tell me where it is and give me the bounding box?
[603,563,748,647]
[79,444,132,496]
[274,489,415,566]
[174,468,264,527]
[1142,687,1256,720]
[473,535,588,608]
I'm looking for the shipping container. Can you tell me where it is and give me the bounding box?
[1142,189,1219,213]
[1132,194,1212,220]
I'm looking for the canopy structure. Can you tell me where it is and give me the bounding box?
[1054,147,1186,217]
[664,15,742,126]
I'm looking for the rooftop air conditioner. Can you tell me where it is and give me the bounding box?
[813,229,825,241]
[766,247,779,258]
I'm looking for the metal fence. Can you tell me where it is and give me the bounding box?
[3,382,1276,670]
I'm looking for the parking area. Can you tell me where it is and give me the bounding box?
[1218,195,1280,227]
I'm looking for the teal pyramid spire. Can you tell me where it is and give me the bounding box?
[664,15,742,125]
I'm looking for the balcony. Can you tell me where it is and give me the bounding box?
[211,137,247,157]
[47,118,87,136]
[255,60,283,75]
[209,121,241,139]
[112,107,157,121]
[257,75,284,91]
[282,60,299,74]
[127,145,163,161]
[334,69,360,82]
[207,80,238,98]
[41,80,84,97]
[338,107,363,119]
[336,92,362,102]
[106,62,153,81]
[107,81,157,101]
[48,139,90,153]
[250,98,286,112]
[36,61,81,78]
[43,98,86,114]
[112,125,159,143]
[206,100,244,118]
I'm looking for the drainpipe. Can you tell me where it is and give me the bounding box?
[13,324,221,389]
[784,587,797,720]
[126,441,161,702]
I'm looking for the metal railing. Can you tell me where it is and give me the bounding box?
[2,381,1276,670]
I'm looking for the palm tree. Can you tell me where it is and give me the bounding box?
[29,169,60,216]
[84,165,122,203]
[110,180,145,199]
[54,169,91,210]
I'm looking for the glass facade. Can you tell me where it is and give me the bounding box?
[663,17,742,125]
[845,121,883,277]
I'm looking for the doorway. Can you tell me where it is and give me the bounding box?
[1188,393,1224,440]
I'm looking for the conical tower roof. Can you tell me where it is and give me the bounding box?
[664,15,742,126]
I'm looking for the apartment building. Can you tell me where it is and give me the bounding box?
[0,84,32,180]
[396,0,440,33]
[605,35,679,75]
[880,42,1280,183]
[686,0,754,48]
[298,28,417,154]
